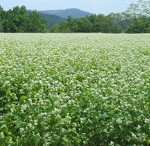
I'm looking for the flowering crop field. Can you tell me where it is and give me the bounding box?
[0,33,150,145]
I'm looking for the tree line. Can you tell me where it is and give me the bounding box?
[50,0,150,33]
[50,14,122,33]
[0,0,150,33]
[0,6,47,32]
[110,0,150,33]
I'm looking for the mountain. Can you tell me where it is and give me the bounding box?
[39,13,66,27]
[39,8,91,19]
[27,10,65,27]
[37,8,91,28]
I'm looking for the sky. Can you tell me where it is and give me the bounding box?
[0,0,138,14]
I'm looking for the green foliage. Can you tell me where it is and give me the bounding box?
[109,12,133,31]
[126,0,150,18]
[126,16,150,33]
[1,0,150,33]
[0,22,3,32]
[49,0,150,33]
[0,6,47,33]
[27,10,47,32]
[0,33,150,145]
[124,0,150,33]
[110,0,150,33]
[0,5,3,32]
[39,13,66,27]
[50,14,122,33]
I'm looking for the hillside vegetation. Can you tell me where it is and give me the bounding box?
[39,8,91,19]
[0,0,150,33]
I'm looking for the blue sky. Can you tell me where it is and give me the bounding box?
[0,0,137,14]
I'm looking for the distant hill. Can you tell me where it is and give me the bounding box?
[39,13,66,27]
[39,8,91,19]
[27,10,65,27]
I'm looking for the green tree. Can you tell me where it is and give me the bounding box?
[91,14,121,33]
[75,17,91,32]
[109,12,132,31]
[49,23,61,32]
[125,0,150,33]
[50,14,121,33]
[27,10,47,32]
[2,6,28,32]
[67,16,78,32]
[12,6,28,32]
[0,5,3,32]
[87,14,98,32]
[2,9,14,32]
[136,0,150,17]
[2,6,47,33]
[126,16,150,33]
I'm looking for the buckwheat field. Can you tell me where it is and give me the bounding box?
[0,33,150,145]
